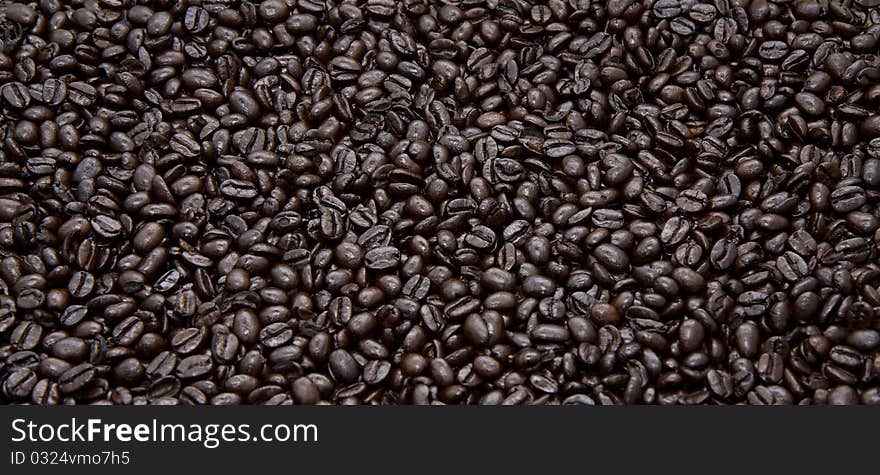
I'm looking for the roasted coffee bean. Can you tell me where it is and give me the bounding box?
[590,303,622,327]
[31,379,61,405]
[363,360,392,385]
[68,271,95,298]
[58,363,96,394]
[831,186,866,213]
[176,354,213,379]
[67,82,96,106]
[522,276,557,297]
[171,327,206,355]
[365,246,400,271]
[10,321,43,350]
[710,239,736,270]
[211,331,240,363]
[329,349,360,384]
[531,324,570,343]
[52,337,89,362]
[259,323,293,348]
[777,252,809,282]
[220,180,258,200]
[661,217,691,246]
[3,368,37,399]
[593,244,629,272]
[757,351,785,384]
[3,82,31,108]
[677,189,708,213]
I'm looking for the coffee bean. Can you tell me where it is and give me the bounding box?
[10,321,42,350]
[482,268,515,292]
[52,337,89,362]
[364,246,400,271]
[465,225,496,250]
[220,179,258,199]
[590,303,621,326]
[59,305,88,327]
[3,368,37,399]
[828,386,859,405]
[31,379,61,405]
[677,189,708,213]
[706,370,733,399]
[747,385,792,405]
[543,139,576,158]
[134,222,165,253]
[212,332,240,363]
[679,320,705,353]
[777,252,809,282]
[529,373,559,394]
[420,304,445,333]
[831,185,866,213]
[2,82,31,108]
[757,351,785,384]
[593,244,629,272]
[67,82,96,106]
[522,275,557,297]
[259,322,293,348]
[329,349,360,384]
[788,230,818,256]
[171,327,206,355]
[758,41,788,60]
[176,354,213,379]
[5,3,36,25]
[363,360,393,385]
[183,6,209,33]
[661,217,691,246]
[59,363,96,394]
[531,324,570,343]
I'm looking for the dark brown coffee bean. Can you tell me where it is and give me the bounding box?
[3,368,37,399]
[661,217,691,246]
[52,337,89,362]
[329,349,360,384]
[176,354,213,379]
[591,303,621,326]
[220,179,259,199]
[67,82,96,106]
[364,246,400,271]
[3,85,33,116]
[171,327,206,354]
[593,243,629,272]
[831,185,866,213]
[522,275,557,297]
[30,379,61,405]
[58,363,96,394]
[363,360,393,385]
[757,351,785,384]
[10,321,42,350]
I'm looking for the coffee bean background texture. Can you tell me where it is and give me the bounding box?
[2,0,880,405]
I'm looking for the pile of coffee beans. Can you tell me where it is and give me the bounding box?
[2,0,880,405]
